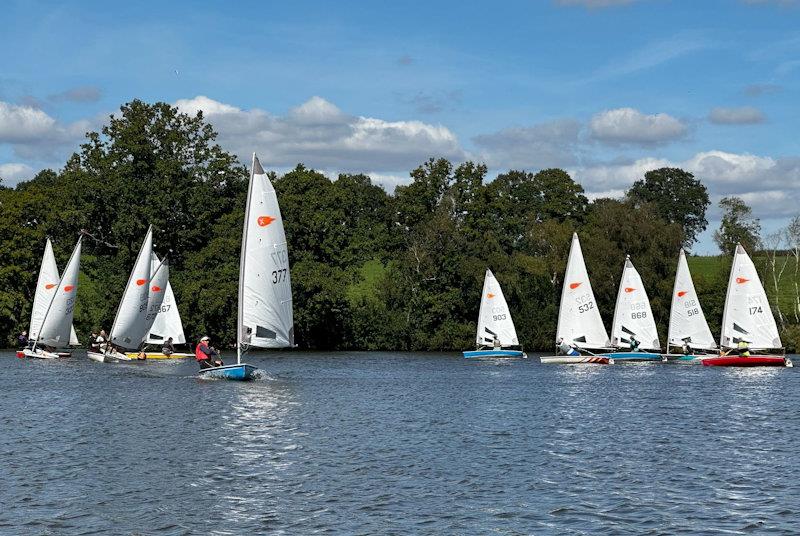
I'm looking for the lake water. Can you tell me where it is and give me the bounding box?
[2,351,800,535]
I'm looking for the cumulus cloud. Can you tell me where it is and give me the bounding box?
[0,100,91,160]
[48,86,102,103]
[472,119,582,170]
[174,95,464,172]
[589,107,688,145]
[0,162,34,184]
[708,106,765,125]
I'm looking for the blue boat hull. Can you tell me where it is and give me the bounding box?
[198,363,258,381]
[606,352,662,362]
[462,350,526,359]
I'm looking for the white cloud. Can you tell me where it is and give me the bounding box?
[589,107,687,145]
[472,119,582,170]
[174,95,464,172]
[0,102,57,143]
[48,86,102,103]
[0,162,34,184]
[708,106,765,124]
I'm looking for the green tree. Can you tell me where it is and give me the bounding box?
[713,196,761,256]
[627,167,710,246]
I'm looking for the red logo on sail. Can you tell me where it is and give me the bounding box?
[151,285,162,292]
[136,279,147,286]
[569,282,582,289]
[677,291,688,297]
[624,287,636,293]
[45,283,56,289]
[257,216,275,227]
[736,277,749,284]
[63,285,75,292]
[487,293,495,299]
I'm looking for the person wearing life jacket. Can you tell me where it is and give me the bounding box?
[557,337,580,357]
[629,336,640,352]
[737,339,751,357]
[196,336,223,369]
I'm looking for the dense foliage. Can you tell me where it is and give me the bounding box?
[2,100,796,351]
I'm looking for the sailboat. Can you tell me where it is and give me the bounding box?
[87,227,156,363]
[20,237,82,359]
[199,153,294,380]
[607,255,662,362]
[462,269,525,358]
[541,233,611,364]
[703,244,792,367]
[663,249,716,362]
[124,253,192,359]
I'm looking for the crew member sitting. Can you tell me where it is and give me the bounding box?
[492,334,501,349]
[17,331,28,348]
[162,337,175,357]
[629,336,640,352]
[195,336,223,369]
[557,337,580,357]
[737,339,751,357]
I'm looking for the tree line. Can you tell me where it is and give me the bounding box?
[1,99,798,351]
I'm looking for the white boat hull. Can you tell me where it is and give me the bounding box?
[22,348,60,360]
[540,355,613,364]
[87,350,132,363]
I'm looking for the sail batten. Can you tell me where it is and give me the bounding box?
[475,269,519,347]
[610,256,660,350]
[556,233,608,348]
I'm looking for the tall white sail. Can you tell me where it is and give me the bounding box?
[69,325,79,346]
[110,226,153,350]
[475,269,519,347]
[556,233,608,348]
[610,256,660,350]
[238,154,294,353]
[668,249,716,350]
[29,239,60,341]
[38,237,82,347]
[145,279,186,345]
[720,244,781,350]
[142,253,169,341]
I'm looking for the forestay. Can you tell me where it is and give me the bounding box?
[668,249,716,350]
[38,237,82,347]
[720,244,781,349]
[556,233,608,349]
[238,154,294,351]
[610,256,660,350]
[475,269,519,347]
[110,227,153,350]
[142,253,169,342]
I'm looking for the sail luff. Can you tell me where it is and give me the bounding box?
[237,153,259,364]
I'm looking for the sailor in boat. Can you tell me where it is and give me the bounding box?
[492,335,501,350]
[629,335,640,352]
[557,337,580,357]
[97,330,109,353]
[737,339,751,357]
[162,337,174,357]
[136,350,147,360]
[681,340,691,356]
[195,336,223,369]
[89,332,100,353]
[17,331,28,348]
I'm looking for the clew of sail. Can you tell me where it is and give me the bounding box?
[720,244,781,350]
[668,249,716,351]
[556,233,608,349]
[110,226,153,350]
[610,256,660,350]
[475,269,519,347]
[238,154,294,351]
[38,237,82,348]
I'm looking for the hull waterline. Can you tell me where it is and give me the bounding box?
[462,349,526,359]
[198,363,258,380]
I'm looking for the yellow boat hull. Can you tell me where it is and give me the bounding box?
[125,352,194,360]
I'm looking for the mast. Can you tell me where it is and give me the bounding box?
[237,153,259,365]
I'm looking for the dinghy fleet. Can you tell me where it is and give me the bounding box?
[16,152,793,374]
[470,232,792,367]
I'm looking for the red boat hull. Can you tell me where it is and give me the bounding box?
[702,355,787,367]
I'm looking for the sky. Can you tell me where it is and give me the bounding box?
[1,0,799,253]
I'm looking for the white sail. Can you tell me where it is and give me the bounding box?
[475,269,519,347]
[238,154,294,352]
[556,233,608,348]
[610,256,660,350]
[142,253,169,341]
[29,239,60,340]
[720,244,781,350]
[110,227,153,350]
[38,237,82,348]
[145,279,186,345]
[668,249,716,350]
[70,325,79,346]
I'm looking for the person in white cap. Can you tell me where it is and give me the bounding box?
[195,335,223,369]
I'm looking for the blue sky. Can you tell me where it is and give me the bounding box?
[1,0,799,252]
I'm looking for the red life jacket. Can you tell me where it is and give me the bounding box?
[195,342,210,361]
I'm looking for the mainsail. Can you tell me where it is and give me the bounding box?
[29,239,60,341]
[142,253,169,342]
[720,244,781,350]
[237,154,294,355]
[110,226,153,350]
[144,255,186,344]
[668,249,716,350]
[37,237,82,348]
[610,256,660,350]
[556,233,608,348]
[475,269,519,347]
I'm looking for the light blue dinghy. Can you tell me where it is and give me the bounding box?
[462,269,526,359]
[607,256,663,363]
[199,154,295,381]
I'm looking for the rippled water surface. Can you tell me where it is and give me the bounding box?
[3,351,800,535]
